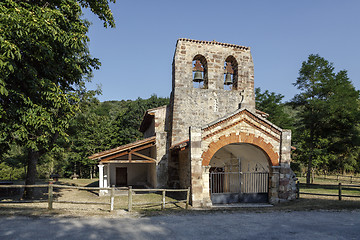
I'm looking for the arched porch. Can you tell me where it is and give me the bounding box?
[209,143,271,204]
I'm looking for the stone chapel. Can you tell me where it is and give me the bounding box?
[89,38,297,207]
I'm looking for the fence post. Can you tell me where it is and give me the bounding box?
[296,181,300,199]
[48,183,53,210]
[128,186,132,212]
[338,183,342,201]
[186,187,190,209]
[110,185,115,212]
[161,190,166,210]
[350,176,353,184]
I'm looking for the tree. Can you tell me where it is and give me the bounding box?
[0,0,115,198]
[111,95,169,147]
[291,54,360,183]
[255,87,293,129]
[64,85,113,178]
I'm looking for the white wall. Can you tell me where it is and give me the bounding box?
[108,163,155,187]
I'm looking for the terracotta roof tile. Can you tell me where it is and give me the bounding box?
[178,38,250,50]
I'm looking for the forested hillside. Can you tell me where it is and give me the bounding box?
[0,95,169,180]
[0,55,359,182]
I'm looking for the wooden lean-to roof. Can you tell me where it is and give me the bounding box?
[88,136,156,163]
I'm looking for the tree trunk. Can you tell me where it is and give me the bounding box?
[306,154,312,184]
[306,130,314,184]
[23,150,40,199]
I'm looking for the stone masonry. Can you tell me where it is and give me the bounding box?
[128,38,297,207]
[165,39,296,206]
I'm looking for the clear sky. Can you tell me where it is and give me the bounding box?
[84,0,360,102]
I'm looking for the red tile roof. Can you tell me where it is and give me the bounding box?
[178,38,250,50]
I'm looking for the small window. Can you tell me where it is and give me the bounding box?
[192,55,208,89]
[224,56,238,90]
[224,62,234,90]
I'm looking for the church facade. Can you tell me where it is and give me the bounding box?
[89,39,297,207]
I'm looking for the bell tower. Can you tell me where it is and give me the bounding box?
[169,38,255,145]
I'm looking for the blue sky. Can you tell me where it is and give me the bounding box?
[84,0,360,102]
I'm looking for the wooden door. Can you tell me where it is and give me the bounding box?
[116,167,127,186]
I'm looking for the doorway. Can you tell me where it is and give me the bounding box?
[116,167,127,186]
[209,143,270,204]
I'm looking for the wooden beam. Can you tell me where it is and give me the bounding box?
[101,151,128,162]
[131,142,155,152]
[132,152,156,162]
[100,142,155,162]
[99,160,155,164]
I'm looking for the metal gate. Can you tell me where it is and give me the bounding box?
[210,171,269,204]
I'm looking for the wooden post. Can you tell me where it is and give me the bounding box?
[186,187,190,209]
[110,185,115,211]
[296,181,300,199]
[338,183,342,201]
[350,176,353,184]
[128,186,132,212]
[161,190,166,210]
[48,183,53,210]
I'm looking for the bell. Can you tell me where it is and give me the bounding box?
[193,71,204,82]
[224,73,233,85]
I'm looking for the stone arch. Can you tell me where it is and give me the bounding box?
[224,55,239,90]
[202,133,279,167]
[192,54,208,89]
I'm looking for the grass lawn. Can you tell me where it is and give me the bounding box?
[0,178,188,217]
[1,177,360,217]
[297,176,360,202]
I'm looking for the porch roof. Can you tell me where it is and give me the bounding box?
[88,136,156,163]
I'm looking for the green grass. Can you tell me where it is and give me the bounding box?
[2,177,360,217]
[297,176,360,199]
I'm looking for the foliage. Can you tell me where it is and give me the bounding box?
[255,87,293,129]
[291,54,360,182]
[111,95,169,147]
[59,94,169,178]
[0,0,115,197]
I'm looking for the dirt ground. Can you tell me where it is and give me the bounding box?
[1,179,360,239]
[1,210,359,240]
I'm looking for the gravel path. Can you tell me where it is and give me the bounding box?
[1,210,359,240]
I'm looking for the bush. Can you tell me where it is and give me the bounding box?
[0,162,25,180]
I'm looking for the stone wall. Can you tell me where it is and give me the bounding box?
[164,38,296,206]
[278,130,297,201]
[170,39,255,146]
[144,106,170,188]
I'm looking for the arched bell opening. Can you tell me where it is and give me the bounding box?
[209,143,270,204]
[192,54,208,89]
[223,56,238,90]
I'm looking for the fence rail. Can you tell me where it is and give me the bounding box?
[0,184,191,213]
[299,173,360,184]
[127,186,190,212]
[296,181,360,200]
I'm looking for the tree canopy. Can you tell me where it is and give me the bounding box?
[291,54,360,183]
[255,87,293,129]
[0,0,115,197]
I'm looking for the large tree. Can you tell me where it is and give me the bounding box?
[291,54,360,183]
[255,87,293,129]
[111,95,169,147]
[0,0,115,198]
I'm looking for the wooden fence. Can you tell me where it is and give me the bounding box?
[299,173,360,184]
[296,181,360,200]
[127,186,191,212]
[0,183,191,212]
